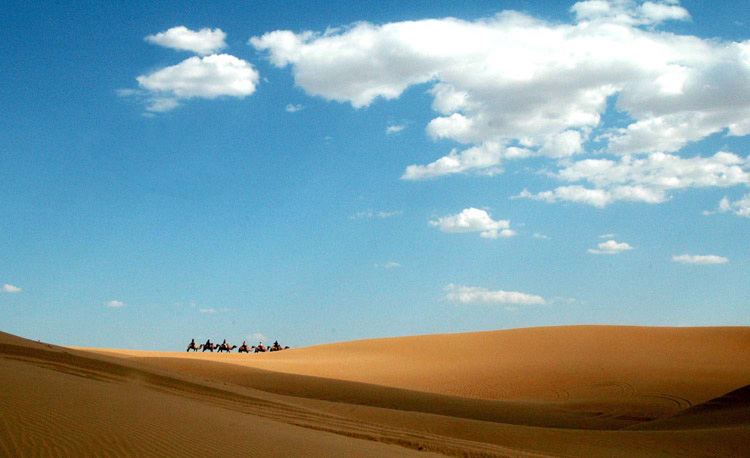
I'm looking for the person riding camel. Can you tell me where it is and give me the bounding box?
[205,338,212,348]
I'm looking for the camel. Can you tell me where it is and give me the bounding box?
[217,343,237,353]
[254,344,267,353]
[186,342,203,352]
[238,343,251,353]
[202,342,219,352]
[269,341,290,352]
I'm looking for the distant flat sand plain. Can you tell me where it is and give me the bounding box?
[2,326,749,457]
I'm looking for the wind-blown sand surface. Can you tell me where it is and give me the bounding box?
[2,326,749,457]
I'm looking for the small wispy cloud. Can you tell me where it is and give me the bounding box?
[672,254,729,265]
[375,261,401,268]
[2,284,21,293]
[248,333,266,342]
[549,296,576,305]
[444,284,546,306]
[588,240,633,255]
[386,124,405,134]
[106,300,124,308]
[285,103,304,112]
[532,233,550,240]
[199,308,216,313]
[599,233,616,239]
[350,210,403,220]
[704,195,750,218]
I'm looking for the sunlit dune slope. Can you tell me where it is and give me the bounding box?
[95,326,750,409]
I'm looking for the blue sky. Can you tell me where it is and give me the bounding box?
[1,0,748,350]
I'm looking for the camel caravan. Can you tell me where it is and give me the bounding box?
[187,338,289,353]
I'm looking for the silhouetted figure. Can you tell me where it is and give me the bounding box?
[186,339,202,352]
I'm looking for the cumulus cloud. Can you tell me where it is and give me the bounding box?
[430,208,515,239]
[588,239,634,254]
[107,300,124,307]
[285,103,304,112]
[445,284,546,306]
[136,54,259,111]
[386,124,405,134]
[672,254,729,264]
[2,284,21,293]
[250,2,750,182]
[403,143,534,180]
[517,151,750,206]
[145,26,227,55]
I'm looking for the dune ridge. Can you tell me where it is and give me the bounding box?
[3,326,750,457]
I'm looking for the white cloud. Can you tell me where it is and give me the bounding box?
[375,261,401,268]
[145,26,227,55]
[599,233,616,238]
[515,186,614,208]
[403,143,532,180]
[518,151,750,206]
[350,210,403,219]
[285,103,304,112]
[445,284,546,306]
[588,239,634,254]
[672,254,728,264]
[106,300,124,307]
[533,233,551,240]
[571,0,690,25]
[248,333,266,342]
[2,284,21,293]
[146,97,180,112]
[251,3,750,181]
[429,207,514,239]
[709,194,750,217]
[136,54,259,112]
[386,124,405,134]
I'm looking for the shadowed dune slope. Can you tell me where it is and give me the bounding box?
[631,384,750,430]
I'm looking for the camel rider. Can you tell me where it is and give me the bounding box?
[205,338,212,348]
[274,340,279,348]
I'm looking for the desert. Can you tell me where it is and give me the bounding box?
[2,325,749,457]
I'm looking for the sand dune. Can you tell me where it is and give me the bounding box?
[3,326,750,457]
